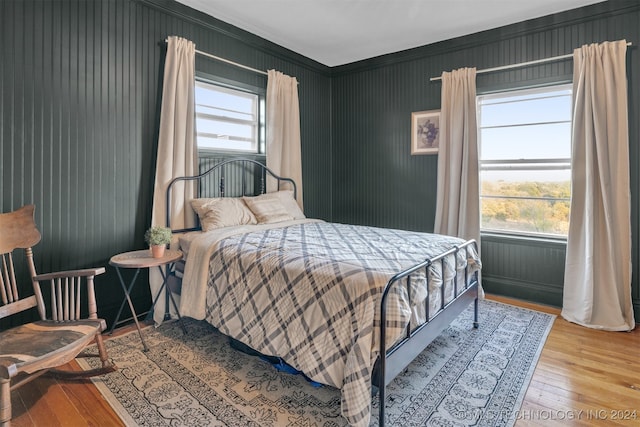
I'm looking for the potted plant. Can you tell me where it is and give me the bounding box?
[144,226,172,258]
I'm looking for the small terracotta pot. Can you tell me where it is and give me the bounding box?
[150,244,166,258]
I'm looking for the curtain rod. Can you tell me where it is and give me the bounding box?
[195,48,268,76]
[165,38,268,76]
[429,41,633,82]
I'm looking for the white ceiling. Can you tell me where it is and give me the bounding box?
[175,0,605,67]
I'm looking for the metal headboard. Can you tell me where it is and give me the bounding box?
[166,158,297,233]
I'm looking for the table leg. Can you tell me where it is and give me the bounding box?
[149,264,187,335]
[109,268,140,335]
[111,267,149,352]
[166,279,187,335]
[149,263,169,310]
[163,264,171,321]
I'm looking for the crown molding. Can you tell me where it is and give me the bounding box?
[135,0,332,77]
[332,0,640,76]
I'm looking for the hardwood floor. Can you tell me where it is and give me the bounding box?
[495,295,640,427]
[8,295,640,426]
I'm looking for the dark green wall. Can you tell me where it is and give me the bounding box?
[0,0,332,328]
[331,1,640,316]
[2,0,639,328]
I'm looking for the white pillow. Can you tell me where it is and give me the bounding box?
[244,191,305,220]
[243,194,294,224]
[190,198,257,231]
[272,190,306,220]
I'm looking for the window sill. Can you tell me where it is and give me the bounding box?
[481,230,567,247]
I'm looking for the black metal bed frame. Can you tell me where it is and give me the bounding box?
[166,158,296,233]
[166,158,480,427]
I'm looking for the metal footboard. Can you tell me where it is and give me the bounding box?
[377,239,480,426]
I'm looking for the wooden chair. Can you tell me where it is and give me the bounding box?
[0,205,116,426]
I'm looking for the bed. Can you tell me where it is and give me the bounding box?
[165,158,481,427]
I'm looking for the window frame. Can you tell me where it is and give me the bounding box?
[477,83,573,239]
[194,75,266,155]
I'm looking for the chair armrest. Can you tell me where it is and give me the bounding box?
[33,267,106,282]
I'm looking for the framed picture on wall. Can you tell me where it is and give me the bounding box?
[411,109,440,155]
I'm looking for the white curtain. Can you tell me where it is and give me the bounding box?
[266,69,303,208]
[149,36,197,324]
[562,40,634,331]
[433,67,480,245]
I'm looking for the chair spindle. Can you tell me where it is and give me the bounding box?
[1,253,20,304]
[0,254,8,304]
[75,278,82,320]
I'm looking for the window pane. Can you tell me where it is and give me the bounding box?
[196,117,255,140]
[196,104,255,121]
[481,197,570,236]
[478,84,572,237]
[480,122,571,160]
[195,80,260,153]
[195,82,254,113]
[480,90,572,127]
[198,136,255,152]
[480,170,571,199]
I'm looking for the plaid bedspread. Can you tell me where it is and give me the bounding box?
[197,222,480,426]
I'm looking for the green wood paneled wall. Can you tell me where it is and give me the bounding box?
[2,0,639,328]
[0,0,332,328]
[331,1,640,316]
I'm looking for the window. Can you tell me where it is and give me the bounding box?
[478,85,572,237]
[195,79,263,153]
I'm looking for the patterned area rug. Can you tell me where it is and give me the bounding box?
[79,300,555,426]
